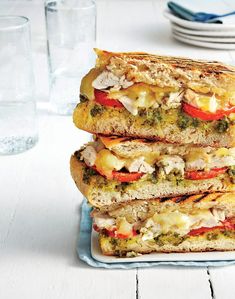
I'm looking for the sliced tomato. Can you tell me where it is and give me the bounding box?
[223,218,235,230]
[94,89,124,108]
[107,229,117,238]
[117,228,138,239]
[182,102,235,121]
[185,167,227,180]
[188,219,235,236]
[91,166,143,182]
[188,225,223,236]
[110,228,137,239]
[93,224,100,232]
[94,226,138,239]
[132,229,138,236]
[116,233,130,239]
[112,171,144,182]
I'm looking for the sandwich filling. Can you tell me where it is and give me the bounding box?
[92,194,235,246]
[92,195,235,242]
[76,136,235,183]
[80,67,235,131]
[93,210,235,241]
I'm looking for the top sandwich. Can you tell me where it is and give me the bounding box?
[73,49,235,147]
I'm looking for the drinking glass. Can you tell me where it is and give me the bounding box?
[45,0,96,115]
[0,16,38,155]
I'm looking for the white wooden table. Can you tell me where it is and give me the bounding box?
[1,1,235,298]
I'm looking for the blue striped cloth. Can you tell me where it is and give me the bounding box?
[77,200,235,269]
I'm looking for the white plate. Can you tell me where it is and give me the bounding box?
[173,32,235,50]
[172,30,235,43]
[172,23,235,37]
[164,10,235,31]
[91,230,235,264]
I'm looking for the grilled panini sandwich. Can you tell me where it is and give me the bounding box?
[73,49,235,148]
[70,136,235,207]
[71,49,235,257]
[91,193,235,256]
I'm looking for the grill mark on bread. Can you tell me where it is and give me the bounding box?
[108,53,235,74]
[174,194,191,203]
[160,193,224,204]
[160,197,173,203]
[193,193,210,203]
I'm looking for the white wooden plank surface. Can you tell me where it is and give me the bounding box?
[1,1,235,299]
[138,267,212,299]
[0,115,136,299]
[208,266,235,299]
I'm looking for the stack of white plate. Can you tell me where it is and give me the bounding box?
[164,10,235,49]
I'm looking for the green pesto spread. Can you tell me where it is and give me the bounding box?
[90,104,105,117]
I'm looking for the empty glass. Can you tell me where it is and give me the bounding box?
[45,0,96,115]
[0,16,38,155]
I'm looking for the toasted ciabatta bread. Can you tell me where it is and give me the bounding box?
[94,49,235,92]
[92,192,235,217]
[73,49,235,148]
[70,155,235,208]
[91,193,235,255]
[96,135,235,163]
[73,100,235,148]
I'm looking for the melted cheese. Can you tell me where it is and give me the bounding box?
[95,149,125,178]
[184,149,210,166]
[184,89,220,113]
[82,142,235,175]
[183,88,235,113]
[116,217,133,235]
[81,69,235,112]
[94,208,227,241]
[141,208,226,240]
[185,147,235,170]
[188,83,226,96]
[215,148,230,157]
[152,211,192,234]
[80,68,101,100]
[109,84,180,114]
[99,136,129,149]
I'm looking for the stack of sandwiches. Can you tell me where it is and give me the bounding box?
[71,49,235,256]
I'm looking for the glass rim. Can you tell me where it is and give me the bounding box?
[45,0,96,11]
[0,15,29,31]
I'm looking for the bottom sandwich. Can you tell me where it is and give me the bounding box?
[91,193,235,256]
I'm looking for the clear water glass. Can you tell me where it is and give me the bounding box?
[0,16,38,155]
[45,0,96,115]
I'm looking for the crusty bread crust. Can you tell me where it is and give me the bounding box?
[99,233,235,256]
[73,101,235,148]
[70,155,91,200]
[70,157,235,208]
[95,49,235,93]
